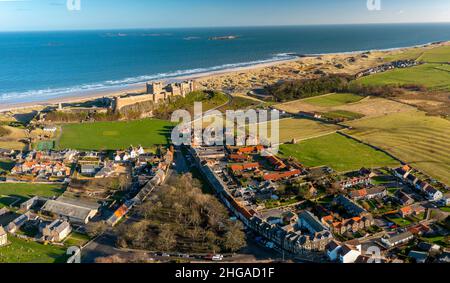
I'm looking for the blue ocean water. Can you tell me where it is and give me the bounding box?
[1,23,450,105]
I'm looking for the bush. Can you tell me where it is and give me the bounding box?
[0,126,11,137]
[266,74,353,102]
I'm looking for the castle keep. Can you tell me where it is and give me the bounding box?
[114,80,195,111]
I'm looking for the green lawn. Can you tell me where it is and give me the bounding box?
[63,232,91,247]
[58,118,176,150]
[357,63,450,91]
[0,236,67,263]
[302,93,364,107]
[0,183,64,204]
[386,216,412,228]
[279,133,399,172]
[440,206,450,213]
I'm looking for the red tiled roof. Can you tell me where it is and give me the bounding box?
[263,169,301,181]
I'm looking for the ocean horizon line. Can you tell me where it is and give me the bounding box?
[1,21,450,33]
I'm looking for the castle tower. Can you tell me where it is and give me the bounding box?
[146,82,163,95]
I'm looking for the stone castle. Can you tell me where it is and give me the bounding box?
[114,80,195,111]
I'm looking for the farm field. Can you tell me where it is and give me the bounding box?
[345,110,450,185]
[275,96,414,119]
[279,133,399,172]
[357,63,450,91]
[58,118,176,150]
[385,45,450,63]
[255,117,341,143]
[0,236,66,263]
[301,93,364,107]
[0,183,65,205]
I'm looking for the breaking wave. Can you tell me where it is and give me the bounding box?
[0,53,298,104]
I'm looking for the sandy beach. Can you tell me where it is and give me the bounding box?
[0,57,299,113]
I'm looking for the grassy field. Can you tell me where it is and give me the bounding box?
[58,118,176,150]
[321,110,365,121]
[63,232,91,247]
[220,96,262,111]
[301,93,364,107]
[255,117,341,143]
[385,45,450,63]
[279,133,399,172]
[357,63,450,91]
[345,111,450,185]
[0,236,67,263]
[0,183,65,203]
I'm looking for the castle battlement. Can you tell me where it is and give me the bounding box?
[114,80,195,112]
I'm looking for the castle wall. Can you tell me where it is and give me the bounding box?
[115,80,195,112]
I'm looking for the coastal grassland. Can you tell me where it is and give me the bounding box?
[0,183,64,204]
[255,117,341,143]
[301,93,364,107]
[153,90,229,120]
[344,111,450,185]
[356,63,450,91]
[418,45,450,63]
[0,236,66,263]
[58,118,176,150]
[219,96,262,111]
[0,125,27,150]
[279,133,399,172]
[385,45,450,63]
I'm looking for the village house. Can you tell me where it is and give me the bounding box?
[41,219,72,242]
[408,250,429,263]
[326,240,362,263]
[298,210,329,234]
[334,195,368,216]
[349,186,387,201]
[399,204,426,218]
[20,196,44,211]
[265,155,286,171]
[11,160,71,179]
[236,145,264,155]
[323,214,374,235]
[338,244,361,263]
[423,186,443,201]
[395,190,415,206]
[340,175,371,189]
[326,240,341,261]
[263,169,301,182]
[6,211,39,234]
[381,231,414,248]
[0,226,7,247]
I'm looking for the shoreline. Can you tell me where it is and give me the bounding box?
[0,57,299,113]
[0,40,447,113]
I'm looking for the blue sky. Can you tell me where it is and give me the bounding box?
[0,0,449,31]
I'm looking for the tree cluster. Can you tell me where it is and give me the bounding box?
[116,174,246,253]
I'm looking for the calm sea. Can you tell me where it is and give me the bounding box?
[1,23,450,104]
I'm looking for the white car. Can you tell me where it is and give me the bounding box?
[212,254,224,261]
